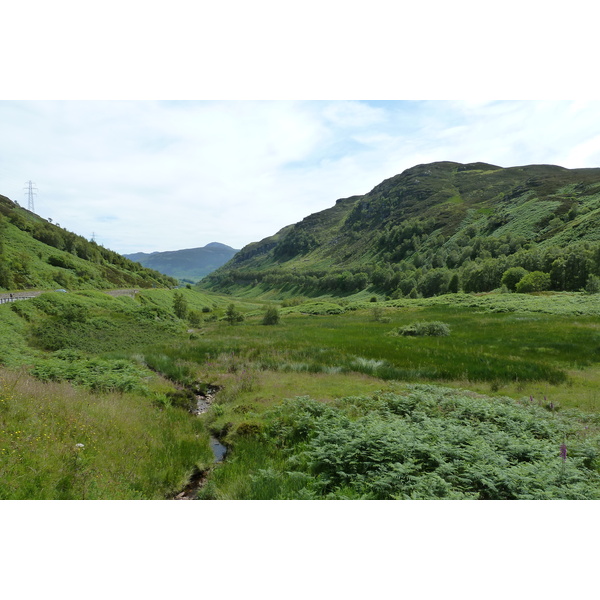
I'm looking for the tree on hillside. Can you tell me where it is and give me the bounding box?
[173,292,188,319]
[448,272,460,294]
[585,275,600,294]
[501,267,528,292]
[225,303,244,325]
[418,268,451,297]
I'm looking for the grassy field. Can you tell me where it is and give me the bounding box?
[144,297,600,409]
[1,288,599,499]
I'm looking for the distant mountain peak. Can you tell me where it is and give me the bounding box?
[123,242,239,282]
[204,241,232,248]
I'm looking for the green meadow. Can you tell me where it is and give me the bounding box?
[1,288,599,499]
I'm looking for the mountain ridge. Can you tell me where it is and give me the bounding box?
[201,161,600,298]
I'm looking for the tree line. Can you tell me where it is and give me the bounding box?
[206,238,600,298]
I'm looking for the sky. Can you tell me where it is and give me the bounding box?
[3,99,600,255]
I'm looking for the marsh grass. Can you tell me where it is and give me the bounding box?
[149,303,593,390]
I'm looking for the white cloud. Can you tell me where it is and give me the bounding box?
[2,100,600,254]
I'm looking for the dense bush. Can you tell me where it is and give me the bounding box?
[501,267,528,292]
[249,388,600,499]
[47,255,75,269]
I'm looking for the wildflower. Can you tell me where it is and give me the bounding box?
[529,395,534,402]
[75,443,85,449]
[560,443,567,461]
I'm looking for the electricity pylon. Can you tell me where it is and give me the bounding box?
[24,180,37,212]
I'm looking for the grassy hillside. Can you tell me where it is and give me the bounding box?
[0,193,177,291]
[201,161,600,298]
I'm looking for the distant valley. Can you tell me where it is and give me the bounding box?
[124,242,239,282]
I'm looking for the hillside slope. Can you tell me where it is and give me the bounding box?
[124,242,239,282]
[0,193,177,291]
[201,161,600,297]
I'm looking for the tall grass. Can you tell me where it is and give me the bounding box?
[0,369,212,499]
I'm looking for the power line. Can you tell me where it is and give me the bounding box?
[24,180,37,213]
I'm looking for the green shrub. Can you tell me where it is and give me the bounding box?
[392,321,451,337]
[292,302,345,315]
[47,255,75,269]
[187,309,203,327]
[225,303,244,325]
[262,305,280,325]
[173,291,188,319]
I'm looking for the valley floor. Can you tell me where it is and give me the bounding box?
[1,288,599,499]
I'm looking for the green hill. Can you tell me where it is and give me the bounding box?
[124,242,239,282]
[201,161,600,298]
[0,193,177,291]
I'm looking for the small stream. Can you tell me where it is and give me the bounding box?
[209,436,227,462]
[173,385,226,500]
